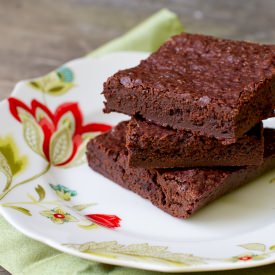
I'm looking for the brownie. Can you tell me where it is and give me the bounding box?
[126,118,264,168]
[86,121,275,218]
[103,33,275,144]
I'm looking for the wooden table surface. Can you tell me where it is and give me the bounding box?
[0,0,274,273]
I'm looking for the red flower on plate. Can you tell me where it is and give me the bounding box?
[86,214,121,229]
[238,256,253,261]
[8,97,111,166]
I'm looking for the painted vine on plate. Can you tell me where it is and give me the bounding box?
[65,241,206,266]
[1,181,121,230]
[29,67,75,96]
[64,241,275,266]
[0,135,28,195]
[0,68,118,230]
[226,243,275,263]
[0,68,111,201]
[0,96,111,201]
[0,150,121,230]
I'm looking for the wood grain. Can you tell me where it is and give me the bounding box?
[0,0,274,100]
[0,0,274,274]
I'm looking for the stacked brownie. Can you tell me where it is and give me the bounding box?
[87,33,275,218]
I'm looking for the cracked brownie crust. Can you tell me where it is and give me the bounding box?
[103,33,275,144]
[86,121,275,218]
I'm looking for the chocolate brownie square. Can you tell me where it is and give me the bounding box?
[126,118,264,168]
[103,33,275,144]
[86,121,275,218]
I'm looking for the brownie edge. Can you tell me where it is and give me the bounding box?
[103,33,275,144]
[86,121,275,218]
[126,118,264,168]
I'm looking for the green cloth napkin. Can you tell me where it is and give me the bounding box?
[1,8,275,275]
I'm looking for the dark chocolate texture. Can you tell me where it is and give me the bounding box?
[126,118,264,168]
[86,121,275,218]
[103,33,275,144]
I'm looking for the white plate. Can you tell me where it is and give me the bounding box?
[0,52,275,273]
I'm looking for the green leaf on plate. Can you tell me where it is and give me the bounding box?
[21,117,45,158]
[35,185,46,201]
[239,243,266,252]
[64,241,205,265]
[269,245,275,251]
[29,68,74,96]
[0,151,12,192]
[29,80,42,90]
[27,193,38,202]
[63,133,98,168]
[46,82,74,95]
[0,135,28,177]
[4,205,32,216]
[72,203,96,211]
[77,223,98,230]
[55,190,72,201]
[49,127,73,165]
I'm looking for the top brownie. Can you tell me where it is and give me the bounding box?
[103,33,275,143]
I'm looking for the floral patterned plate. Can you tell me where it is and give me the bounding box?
[1,52,275,273]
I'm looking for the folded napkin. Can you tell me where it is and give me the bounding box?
[0,8,274,275]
